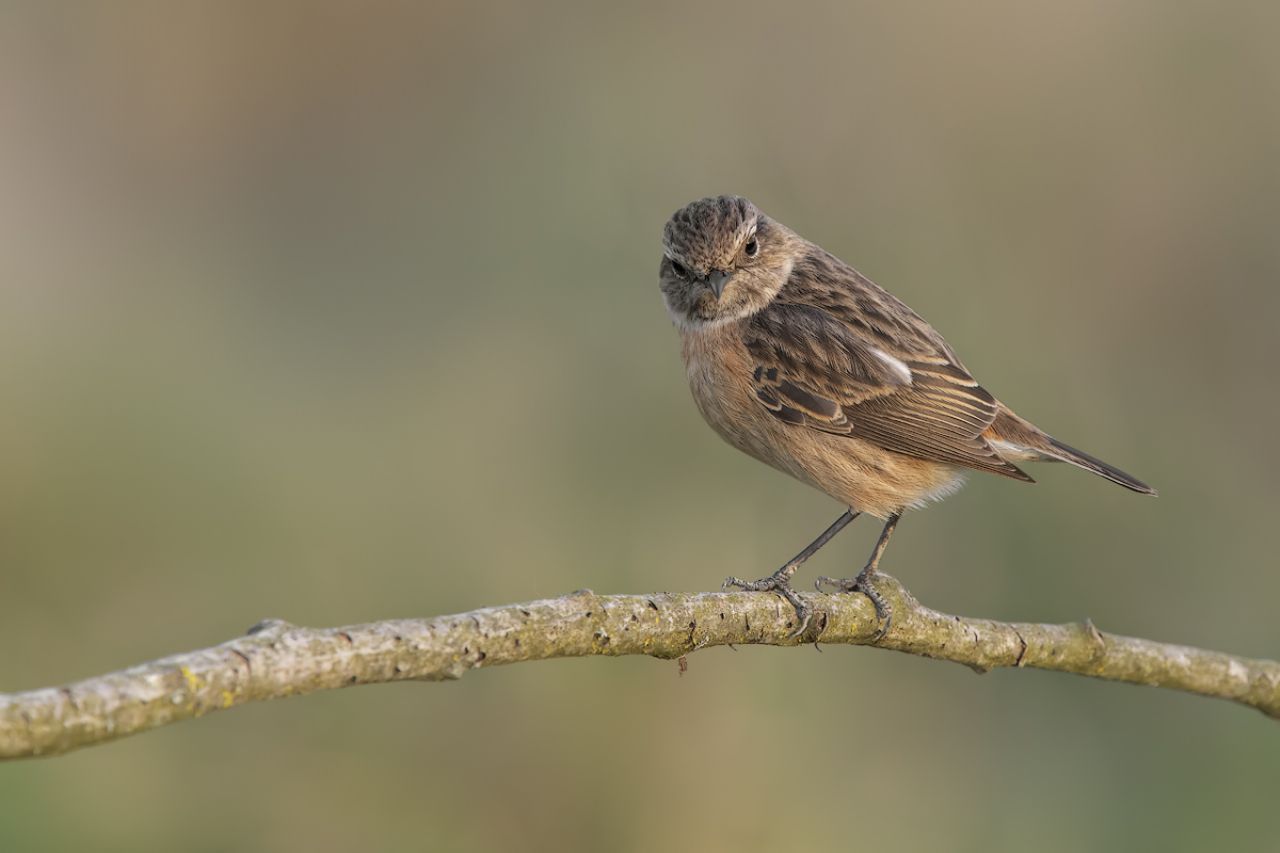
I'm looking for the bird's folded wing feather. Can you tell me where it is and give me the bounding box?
[743,300,1032,481]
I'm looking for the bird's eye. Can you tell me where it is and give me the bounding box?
[744,237,759,257]
[670,259,687,277]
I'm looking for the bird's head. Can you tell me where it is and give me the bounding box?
[659,195,797,330]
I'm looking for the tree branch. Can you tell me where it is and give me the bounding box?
[3,573,1278,759]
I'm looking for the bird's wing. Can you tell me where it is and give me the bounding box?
[743,296,1032,482]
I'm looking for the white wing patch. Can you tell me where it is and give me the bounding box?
[869,347,913,385]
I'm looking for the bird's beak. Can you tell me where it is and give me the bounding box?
[707,269,731,299]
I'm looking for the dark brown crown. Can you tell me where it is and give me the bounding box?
[662,196,758,274]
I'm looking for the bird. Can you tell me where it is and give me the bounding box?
[658,195,1155,639]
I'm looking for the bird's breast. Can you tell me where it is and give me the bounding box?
[680,323,811,478]
[677,323,967,517]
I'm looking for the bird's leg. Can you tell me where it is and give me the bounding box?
[724,509,860,638]
[816,513,901,641]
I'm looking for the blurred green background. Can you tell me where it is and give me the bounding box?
[2,1,1278,850]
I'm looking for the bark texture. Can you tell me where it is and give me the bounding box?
[3,574,1278,759]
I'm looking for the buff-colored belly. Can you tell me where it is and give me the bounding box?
[681,324,964,518]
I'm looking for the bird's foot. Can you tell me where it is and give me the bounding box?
[815,568,892,641]
[723,564,812,639]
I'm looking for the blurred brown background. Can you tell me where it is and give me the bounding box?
[2,1,1278,850]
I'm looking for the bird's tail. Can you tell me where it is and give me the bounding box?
[985,406,1157,496]
[1040,436,1157,496]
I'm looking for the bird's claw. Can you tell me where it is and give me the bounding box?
[724,566,812,639]
[815,571,892,641]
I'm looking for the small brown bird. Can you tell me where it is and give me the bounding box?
[659,195,1155,637]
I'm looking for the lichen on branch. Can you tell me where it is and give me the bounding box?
[3,573,1278,760]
